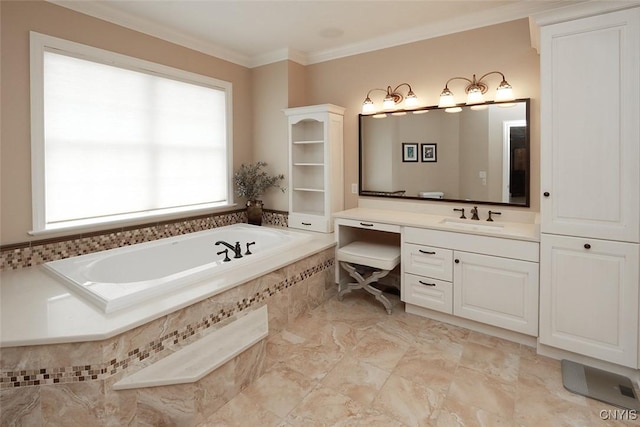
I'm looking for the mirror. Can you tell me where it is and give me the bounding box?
[359,99,530,207]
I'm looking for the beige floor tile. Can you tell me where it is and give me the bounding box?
[204,296,633,427]
[466,330,521,354]
[349,328,411,371]
[435,398,513,427]
[285,385,366,426]
[241,364,316,418]
[372,374,443,427]
[266,328,345,380]
[321,355,391,407]
[458,341,520,383]
[447,366,516,419]
[393,345,459,393]
[202,392,282,427]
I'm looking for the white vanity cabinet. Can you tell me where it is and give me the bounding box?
[539,234,639,367]
[537,6,640,367]
[285,104,345,233]
[402,227,539,336]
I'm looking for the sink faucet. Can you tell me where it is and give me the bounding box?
[470,206,479,220]
[215,240,243,258]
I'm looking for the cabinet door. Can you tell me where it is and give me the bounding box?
[539,234,639,368]
[453,252,539,336]
[540,8,640,242]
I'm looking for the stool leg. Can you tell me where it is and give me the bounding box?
[338,262,393,314]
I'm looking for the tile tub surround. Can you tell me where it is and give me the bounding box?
[0,209,289,271]
[0,247,336,426]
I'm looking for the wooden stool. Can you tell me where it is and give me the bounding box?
[337,241,401,314]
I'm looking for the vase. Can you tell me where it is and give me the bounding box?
[246,200,263,226]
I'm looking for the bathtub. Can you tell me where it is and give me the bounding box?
[43,223,313,313]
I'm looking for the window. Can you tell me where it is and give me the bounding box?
[30,32,233,234]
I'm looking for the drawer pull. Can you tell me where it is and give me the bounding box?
[418,249,436,255]
[359,222,374,227]
[302,222,312,226]
[584,243,591,249]
[419,280,436,287]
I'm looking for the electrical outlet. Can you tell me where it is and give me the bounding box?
[351,183,358,194]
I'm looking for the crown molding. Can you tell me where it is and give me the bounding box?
[49,0,601,68]
[306,1,583,65]
[249,48,309,68]
[49,0,252,67]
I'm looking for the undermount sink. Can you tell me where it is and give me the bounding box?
[439,218,504,231]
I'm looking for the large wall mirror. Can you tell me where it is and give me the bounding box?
[359,98,530,207]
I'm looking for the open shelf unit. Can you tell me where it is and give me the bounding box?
[284,104,345,232]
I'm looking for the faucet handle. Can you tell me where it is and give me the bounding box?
[245,241,256,255]
[487,210,502,222]
[453,208,466,219]
[217,249,231,262]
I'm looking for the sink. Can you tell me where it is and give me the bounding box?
[439,218,504,231]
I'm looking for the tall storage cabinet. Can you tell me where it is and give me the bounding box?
[538,7,640,368]
[284,104,345,233]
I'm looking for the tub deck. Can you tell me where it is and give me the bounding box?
[0,226,334,347]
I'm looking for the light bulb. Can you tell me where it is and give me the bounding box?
[466,86,485,105]
[404,90,418,109]
[495,80,514,102]
[438,87,455,108]
[362,97,375,114]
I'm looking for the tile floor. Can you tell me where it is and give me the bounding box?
[203,292,640,426]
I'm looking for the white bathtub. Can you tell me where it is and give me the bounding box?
[44,224,312,313]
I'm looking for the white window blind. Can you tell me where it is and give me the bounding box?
[30,33,233,233]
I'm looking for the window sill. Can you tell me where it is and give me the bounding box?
[28,203,239,237]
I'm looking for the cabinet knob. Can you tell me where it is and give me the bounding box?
[454,259,460,264]
[584,243,591,249]
[543,192,550,197]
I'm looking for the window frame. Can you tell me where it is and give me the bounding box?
[29,32,234,235]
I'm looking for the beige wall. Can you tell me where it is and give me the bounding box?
[304,19,540,211]
[0,3,540,245]
[251,61,289,211]
[0,1,252,244]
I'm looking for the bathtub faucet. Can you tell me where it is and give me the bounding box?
[215,240,243,259]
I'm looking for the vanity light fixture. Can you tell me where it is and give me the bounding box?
[362,83,418,114]
[437,71,514,111]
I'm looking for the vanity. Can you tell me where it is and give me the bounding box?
[334,200,540,344]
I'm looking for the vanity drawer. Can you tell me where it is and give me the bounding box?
[403,273,453,314]
[403,243,453,281]
[289,214,330,232]
[335,218,401,233]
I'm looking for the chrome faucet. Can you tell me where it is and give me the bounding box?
[470,206,479,220]
[215,240,243,258]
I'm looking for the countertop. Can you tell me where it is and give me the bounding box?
[333,207,540,242]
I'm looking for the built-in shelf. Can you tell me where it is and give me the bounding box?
[285,104,345,233]
[112,306,268,390]
[293,187,325,192]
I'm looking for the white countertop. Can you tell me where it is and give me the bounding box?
[333,207,540,242]
[0,228,335,348]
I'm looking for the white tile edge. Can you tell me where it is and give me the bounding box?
[112,305,268,390]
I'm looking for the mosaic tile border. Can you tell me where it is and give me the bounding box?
[0,257,333,390]
[0,209,289,271]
